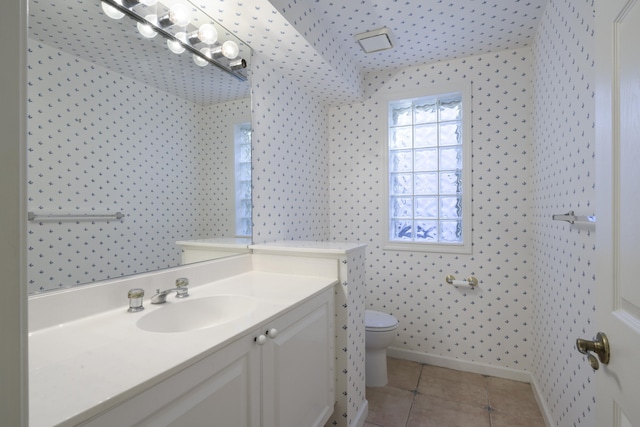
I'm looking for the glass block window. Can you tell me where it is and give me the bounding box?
[235,123,252,237]
[386,88,471,253]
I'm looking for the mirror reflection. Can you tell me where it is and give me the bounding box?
[26,0,252,294]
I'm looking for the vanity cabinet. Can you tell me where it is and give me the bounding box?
[79,288,334,427]
[260,289,335,427]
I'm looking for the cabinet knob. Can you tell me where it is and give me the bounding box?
[255,334,267,345]
[266,328,278,338]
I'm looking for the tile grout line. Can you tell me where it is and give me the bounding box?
[403,362,426,427]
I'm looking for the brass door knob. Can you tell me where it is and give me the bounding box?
[576,332,610,370]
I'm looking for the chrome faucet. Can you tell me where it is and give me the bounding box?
[150,277,190,304]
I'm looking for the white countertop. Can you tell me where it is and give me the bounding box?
[251,240,366,255]
[175,237,252,249]
[29,269,337,427]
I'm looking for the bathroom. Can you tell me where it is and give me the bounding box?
[2,0,640,426]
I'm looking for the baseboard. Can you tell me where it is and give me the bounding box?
[528,374,556,427]
[387,347,556,426]
[351,399,368,427]
[387,347,530,382]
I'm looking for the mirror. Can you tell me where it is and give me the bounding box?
[26,0,252,294]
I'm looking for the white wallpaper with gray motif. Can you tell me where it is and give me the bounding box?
[27,40,250,293]
[531,0,596,426]
[329,47,533,370]
[251,54,331,243]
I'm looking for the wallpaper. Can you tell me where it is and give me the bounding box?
[250,53,332,243]
[26,40,250,294]
[329,47,534,371]
[530,0,596,426]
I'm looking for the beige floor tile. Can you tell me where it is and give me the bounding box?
[364,423,384,427]
[407,393,491,427]
[490,412,547,427]
[416,365,488,407]
[387,357,423,391]
[487,377,542,419]
[365,385,414,427]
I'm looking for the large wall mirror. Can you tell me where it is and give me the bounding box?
[27,0,252,294]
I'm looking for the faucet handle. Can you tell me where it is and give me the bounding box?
[175,277,189,298]
[127,288,145,313]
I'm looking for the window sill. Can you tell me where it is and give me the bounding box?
[383,241,472,255]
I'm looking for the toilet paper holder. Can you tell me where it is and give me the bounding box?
[445,275,478,288]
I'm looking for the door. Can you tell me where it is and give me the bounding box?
[261,291,335,427]
[594,0,640,425]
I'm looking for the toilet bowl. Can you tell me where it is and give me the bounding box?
[365,309,399,387]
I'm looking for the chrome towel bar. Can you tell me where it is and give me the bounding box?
[28,212,124,222]
[552,211,596,224]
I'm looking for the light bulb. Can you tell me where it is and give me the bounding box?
[137,14,157,38]
[101,0,125,19]
[197,24,218,45]
[221,40,239,59]
[167,32,186,54]
[193,47,211,67]
[169,3,191,26]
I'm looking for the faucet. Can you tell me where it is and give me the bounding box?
[150,277,190,304]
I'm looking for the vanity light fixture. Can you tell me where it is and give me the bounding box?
[100,0,249,80]
[354,27,394,53]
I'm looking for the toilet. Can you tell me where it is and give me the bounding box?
[365,309,399,387]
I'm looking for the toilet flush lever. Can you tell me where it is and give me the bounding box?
[576,332,610,370]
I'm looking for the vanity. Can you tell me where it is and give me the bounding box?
[29,249,346,427]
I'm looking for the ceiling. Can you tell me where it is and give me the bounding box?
[29,0,548,105]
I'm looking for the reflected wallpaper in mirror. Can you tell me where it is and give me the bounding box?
[26,0,251,294]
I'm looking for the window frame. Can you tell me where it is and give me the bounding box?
[382,80,472,254]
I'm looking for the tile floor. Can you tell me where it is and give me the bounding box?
[365,358,546,427]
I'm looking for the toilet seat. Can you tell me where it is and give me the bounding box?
[365,310,398,332]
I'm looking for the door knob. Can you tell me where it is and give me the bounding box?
[576,332,610,370]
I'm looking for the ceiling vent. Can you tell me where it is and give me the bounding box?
[354,27,394,54]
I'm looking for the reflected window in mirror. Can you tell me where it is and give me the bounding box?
[235,123,252,237]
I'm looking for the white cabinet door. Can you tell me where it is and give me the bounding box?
[261,290,335,427]
[81,333,261,427]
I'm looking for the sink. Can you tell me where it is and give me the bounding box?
[137,295,258,333]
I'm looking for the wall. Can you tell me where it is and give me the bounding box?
[26,41,249,293]
[530,0,596,426]
[197,99,251,236]
[329,47,534,372]
[250,55,331,242]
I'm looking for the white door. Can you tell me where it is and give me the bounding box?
[593,0,640,425]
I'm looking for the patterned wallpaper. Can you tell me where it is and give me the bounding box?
[27,40,250,293]
[328,47,533,370]
[250,53,332,243]
[530,0,596,426]
[196,98,251,236]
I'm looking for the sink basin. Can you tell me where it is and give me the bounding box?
[137,295,258,333]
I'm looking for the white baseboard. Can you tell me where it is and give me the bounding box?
[386,347,555,427]
[528,374,556,427]
[351,399,368,427]
[387,347,530,382]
